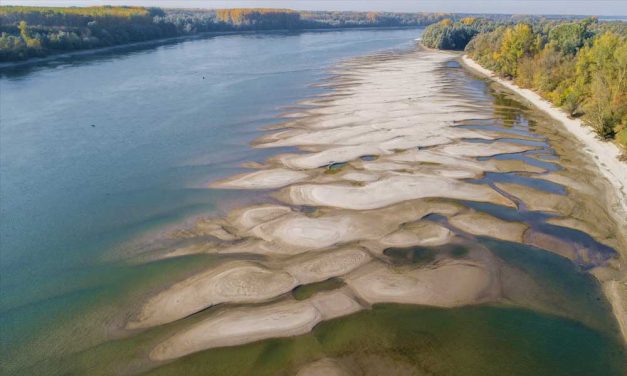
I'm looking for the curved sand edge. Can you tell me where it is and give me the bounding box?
[149,257,496,361]
[150,289,362,361]
[460,55,627,343]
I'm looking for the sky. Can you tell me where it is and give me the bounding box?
[2,1,627,16]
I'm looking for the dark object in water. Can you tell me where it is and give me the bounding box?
[359,155,378,161]
[325,162,347,174]
[384,244,469,266]
[90,124,95,127]
[384,246,437,265]
[292,278,346,300]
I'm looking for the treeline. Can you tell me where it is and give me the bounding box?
[0,6,566,63]
[423,18,627,149]
[300,11,450,27]
[421,17,497,50]
[0,6,457,62]
[0,6,171,60]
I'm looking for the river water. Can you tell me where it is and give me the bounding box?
[1,28,625,375]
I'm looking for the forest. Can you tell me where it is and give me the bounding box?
[0,6,461,62]
[0,6,171,60]
[423,17,627,150]
[0,6,556,62]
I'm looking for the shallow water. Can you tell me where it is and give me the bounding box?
[145,304,625,376]
[2,29,626,375]
[0,28,424,374]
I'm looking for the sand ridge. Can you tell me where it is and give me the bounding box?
[129,48,627,360]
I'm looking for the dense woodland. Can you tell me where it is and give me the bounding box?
[0,6,461,62]
[423,17,627,150]
[0,6,171,60]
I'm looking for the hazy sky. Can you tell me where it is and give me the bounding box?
[3,1,627,16]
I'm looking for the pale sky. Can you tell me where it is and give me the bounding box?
[2,1,627,16]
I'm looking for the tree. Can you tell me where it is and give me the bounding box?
[548,22,588,55]
[366,12,379,22]
[18,21,42,49]
[495,23,536,77]
[421,19,479,50]
[578,32,627,139]
[457,17,626,149]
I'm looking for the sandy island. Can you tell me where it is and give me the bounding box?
[126,48,627,361]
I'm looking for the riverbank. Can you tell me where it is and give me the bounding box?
[0,31,259,69]
[460,55,627,216]
[0,26,420,70]
[460,54,627,343]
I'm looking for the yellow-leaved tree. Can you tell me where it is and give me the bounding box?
[496,23,537,78]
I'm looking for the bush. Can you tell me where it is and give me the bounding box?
[422,19,479,50]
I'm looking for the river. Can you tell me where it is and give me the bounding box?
[1,28,625,375]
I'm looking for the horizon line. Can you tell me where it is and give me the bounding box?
[1,4,626,18]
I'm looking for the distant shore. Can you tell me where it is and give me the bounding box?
[0,26,420,70]
[460,54,627,343]
[0,31,239,70]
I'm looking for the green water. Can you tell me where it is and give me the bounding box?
[11,234,623,376]
[143,305,626,376]
[292,278,347,301]
[383,243,469,266]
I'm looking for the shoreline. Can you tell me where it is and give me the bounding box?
[0,32,231,69]
[0,26,421,70]
[460,55,627,216]
[459,54,627,343]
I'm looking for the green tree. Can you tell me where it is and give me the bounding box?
[548,22,588,55]
[578,32,627,139]
[494,23,537,77]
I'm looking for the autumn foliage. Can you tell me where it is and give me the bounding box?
[0,6,456,62]
[424,17,626,148]
[214,8,300,28]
